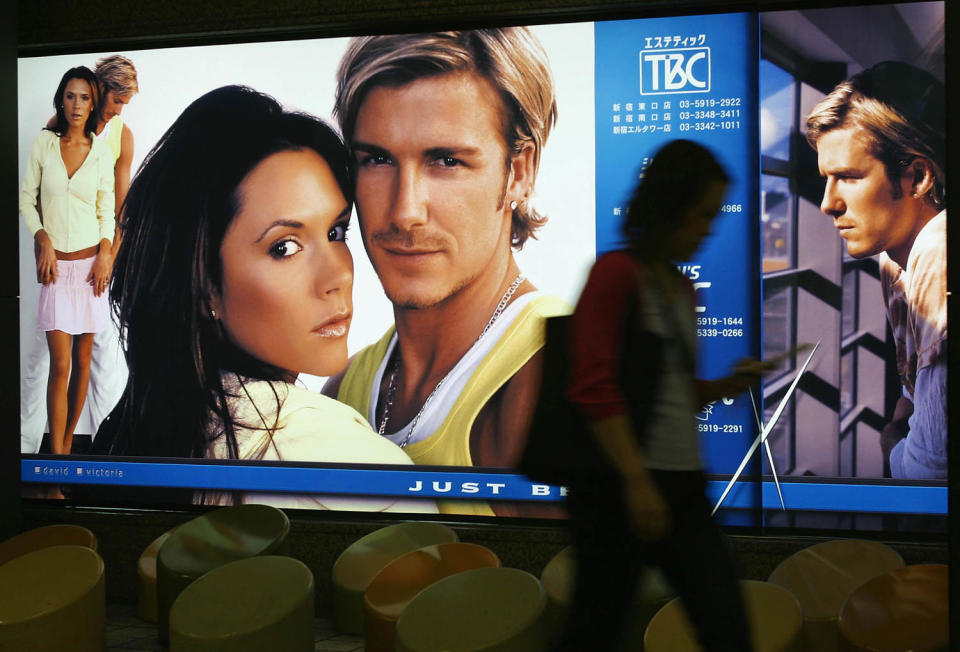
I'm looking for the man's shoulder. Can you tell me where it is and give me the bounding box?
[522,293,571,318]
[910,211,947,262]
[903,211,946,298]
[328,326,396,407]
[90,134,113,160]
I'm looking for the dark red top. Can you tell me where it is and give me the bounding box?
[568,250,700,423]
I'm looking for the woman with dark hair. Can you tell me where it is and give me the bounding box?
[93,85,433,513]
[557,140,760,650]
[20,67,115,480]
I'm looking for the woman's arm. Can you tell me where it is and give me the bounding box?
[696,359,764,407]
[20,132,57,284]
[568,253,670,539]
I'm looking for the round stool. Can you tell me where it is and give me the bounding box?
[0,524,97,567]
[364,542,500,652]
[169,555,314,651]
[623,564,677,650]
[0,545,105,651]
[539,545,675,646]
[157,504,290,644]
[138,527,178,623]
[644,580,802,652]
[838,564,948,652]
[396,567,547,652]
[540,545,575,642]
[768,539,904,651]
[332,522,458,634]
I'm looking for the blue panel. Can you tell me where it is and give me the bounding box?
[595,14,761,476]
[705,479,947,515]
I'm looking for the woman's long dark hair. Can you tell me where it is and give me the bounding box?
[622,139,729,254]
[47,66,100,137]
[94,85,352,461]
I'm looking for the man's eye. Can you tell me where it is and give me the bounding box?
[269,239,302,259]
[328,221,350,242]
[436,157,462,168]
[357,153,391,167]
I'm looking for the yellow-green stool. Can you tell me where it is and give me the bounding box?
[364,542,500,652]
[396,567,547,652]
[0,545,105,652]
[332,522,457,634]
[156,504,290,644]
[138,527,178,623]
[768,539,904,651]
[645,580,803,652]
[169,555,314,651]
[0,524,97,567]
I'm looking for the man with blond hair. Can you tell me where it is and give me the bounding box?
[807,61,945,479]
[324,29,566,515]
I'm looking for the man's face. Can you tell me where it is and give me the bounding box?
[817,127,912,259]
[101,91,132,122]
[351,71,521,310]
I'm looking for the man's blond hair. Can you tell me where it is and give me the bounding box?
[334,28,557,247]
[94,54,139,97]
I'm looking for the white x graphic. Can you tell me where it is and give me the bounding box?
[711,340,821,516]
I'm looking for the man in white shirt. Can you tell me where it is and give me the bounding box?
[806,62,946,479]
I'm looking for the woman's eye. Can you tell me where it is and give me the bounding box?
[328,221,349,242]
[269,239,302,259]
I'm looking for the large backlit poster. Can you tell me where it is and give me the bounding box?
[17,4,946,528]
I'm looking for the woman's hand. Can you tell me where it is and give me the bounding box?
[623,473,671,540]
[34,230,57,285]
[89,250,113,297]
[700,357,766,404]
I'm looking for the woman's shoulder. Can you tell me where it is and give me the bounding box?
[281,382,370,425]
[589,249,645,288]
[596,248,643,271]
[32,128,59,149]
[261,381,415,466]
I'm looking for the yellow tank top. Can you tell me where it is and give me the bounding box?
[98,116,123,163]
[338,294,569,516]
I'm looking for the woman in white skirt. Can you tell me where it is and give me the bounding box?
[20,66,115,474]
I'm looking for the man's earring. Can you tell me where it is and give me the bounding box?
[209,308,217,320]
[510,200,518,211]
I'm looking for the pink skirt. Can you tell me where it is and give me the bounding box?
[37,257,110,335]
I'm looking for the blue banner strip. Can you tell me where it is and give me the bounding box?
[21,459,945,514]
[703,478,947,514]
[21,459,565,502]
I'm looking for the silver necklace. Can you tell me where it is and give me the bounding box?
[377,273,526,447]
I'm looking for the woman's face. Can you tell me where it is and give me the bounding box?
[667,179,727,261]
[214,148,354,379]
[62,78,94,130]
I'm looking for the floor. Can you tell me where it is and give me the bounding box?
[106,603,366,651]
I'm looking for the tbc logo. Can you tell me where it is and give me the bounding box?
[640,47,711,95]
